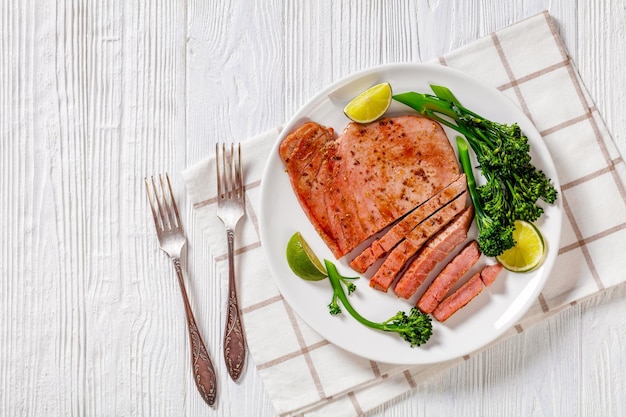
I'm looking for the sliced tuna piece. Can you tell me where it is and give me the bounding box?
[417,240,481,313]
[368,192,467,292]
[480,263,503,287]
[393,205,474,299]
[350,174,466,273]
[432,272,483,322]
[279,115,460,259]
[432,262,504,322]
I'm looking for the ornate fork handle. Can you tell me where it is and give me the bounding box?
[223,228,246,381]
[173,259,218,405]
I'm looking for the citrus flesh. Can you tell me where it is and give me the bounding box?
[343,82,392,123]
[286,232,328,281]
[496,220,545,273]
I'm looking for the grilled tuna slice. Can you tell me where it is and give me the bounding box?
[279,115,460,259]
[368,192,467,292]
[432,262,504,322]
[479,263,503,287]
[417,240,481,314]
[393,206,474,299]
[432,272,483,322]
[350,174,466,273]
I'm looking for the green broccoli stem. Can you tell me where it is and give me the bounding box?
[324,259,433,347]
[392,91,456,119]
[393,91,493,148]
[317,258,433,346]
[393,91,500,152]
[456,136,516,256]
[324,260,386,331]
[456,136,484,215]
[393,92,464,131]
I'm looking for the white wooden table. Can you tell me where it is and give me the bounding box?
[3,1,626,416]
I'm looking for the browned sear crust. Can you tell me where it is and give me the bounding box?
[279,115,460,259]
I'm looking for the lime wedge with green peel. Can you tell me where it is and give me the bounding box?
[496,220,546,272]
[286,232,328,281]
[343,82,392,123]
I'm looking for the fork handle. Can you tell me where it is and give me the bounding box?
[173,259,218,406]
[223,228,247,381]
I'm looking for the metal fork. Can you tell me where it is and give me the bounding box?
[144,173,218,406]
[215,143,247,382]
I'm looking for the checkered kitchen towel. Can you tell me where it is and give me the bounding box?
[182,11,626,417]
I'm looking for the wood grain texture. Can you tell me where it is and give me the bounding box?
[1,0,625,416]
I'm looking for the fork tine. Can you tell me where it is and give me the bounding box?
[145,173,180,231]
[230,143,242,199]
[216,143,224,199]
[227,143,235,198]
[236,143,243,198]
[164,173,182,228]
[144,176,161,230]
[217,143,241,199]
[152,175,170,230]
[158,173,178,230]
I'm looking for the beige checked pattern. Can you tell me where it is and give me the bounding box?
[182,11,626,417]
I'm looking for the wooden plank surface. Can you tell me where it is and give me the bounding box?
[2,1,625,416]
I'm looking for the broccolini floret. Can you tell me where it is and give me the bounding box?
[324,260,432,347]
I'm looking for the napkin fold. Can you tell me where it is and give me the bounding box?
[182,11,626,417]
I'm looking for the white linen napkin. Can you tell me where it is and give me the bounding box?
[182,11,626,417]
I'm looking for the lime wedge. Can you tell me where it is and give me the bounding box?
[343,82,392,123]
[496,220,545,272]
[286,232,328,281]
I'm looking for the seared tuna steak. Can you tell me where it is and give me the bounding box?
[279,115,460,258]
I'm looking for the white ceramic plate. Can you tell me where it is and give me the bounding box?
[258,63,562,365]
